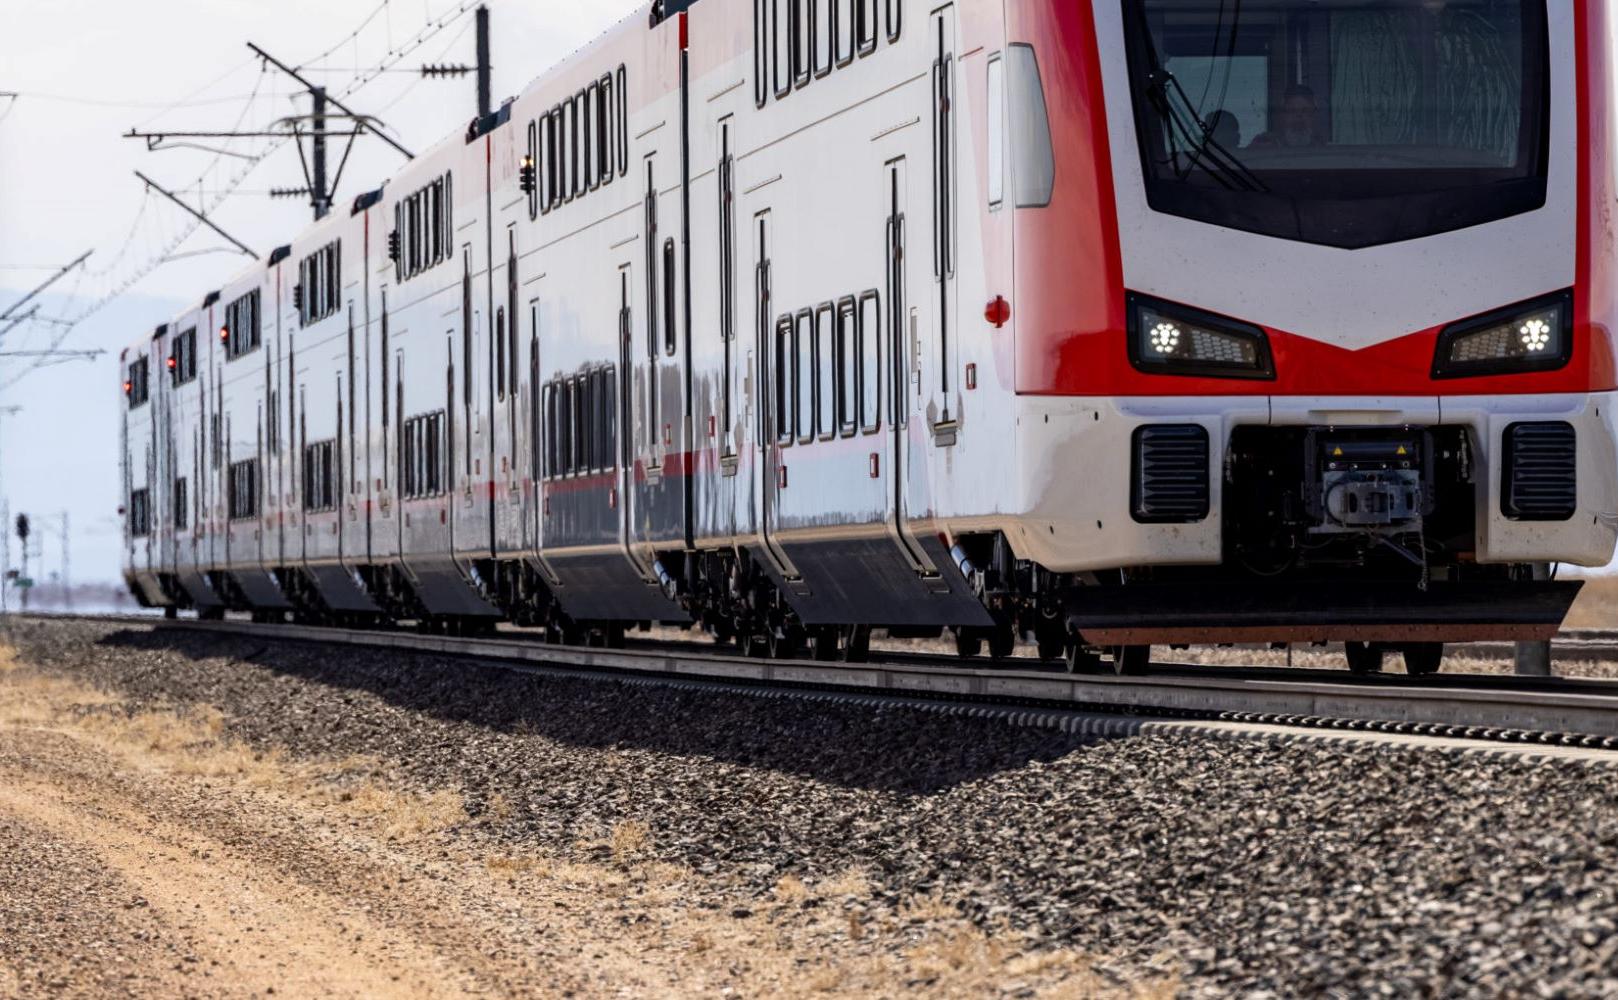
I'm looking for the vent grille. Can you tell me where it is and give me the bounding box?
[1132,425,1210,523]
[1502,421,1576,521]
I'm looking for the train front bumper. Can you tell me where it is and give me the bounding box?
[1010,390,1618,574]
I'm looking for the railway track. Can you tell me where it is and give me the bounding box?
[14,611,1618,761]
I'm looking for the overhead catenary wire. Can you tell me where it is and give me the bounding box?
[0,0,482,387]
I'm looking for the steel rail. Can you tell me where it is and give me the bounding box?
[14,612,1618,749]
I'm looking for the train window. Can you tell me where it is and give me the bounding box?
[125,357,149,408]
[987,55,1005,209]
[1007,45,1054,209]
[527,120,540,219]
[605,366,618,469]
[573,374,590,474]
[795,309,814,444]
[227,459,259,520]
[792,0,812,87]
[855,0,876,55]
[172,477,188,529]
[754,0,770,106]
[813,0,832,77]
[815,303,835,439]
[774,315,793,445]
[884,0,899,42]
[303,439,337,512]
[170,328,197,385]
[662,238,677,357]
[561,99,575,202]
[598,74,614,187]
[401,412,446,497]
[224,289,260,360]
[616,66,628,177]
[507,241,519,399]
[582,88,596,192]
[596,368,613,470]
[129,488,151,538]
[541,111,556,211]
[772,0,792,98]
[858,290,880,432]
[836,297,856,435]
[543,383,555,479]
[834,0,854,66]
[397,174,453,280]
[298,240,341,327]
[496,308,507,401]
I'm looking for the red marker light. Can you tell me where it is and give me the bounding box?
[167,357,177,370]
[984,295,1011,329]
[219,326,229,341]
[123,381,132,393]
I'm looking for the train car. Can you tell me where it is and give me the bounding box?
[123,0,1618,674]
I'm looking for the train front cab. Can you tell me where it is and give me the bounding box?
[999,0,1618,654]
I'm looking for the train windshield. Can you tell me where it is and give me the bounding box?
[1121,0,1549,249]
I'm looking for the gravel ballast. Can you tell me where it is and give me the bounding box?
[7,617,1618,997]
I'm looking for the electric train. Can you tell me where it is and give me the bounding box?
[121,0,1618,674]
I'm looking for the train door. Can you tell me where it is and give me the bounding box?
[524,297,541,556]
[492,228,522,555]
[618,268,637,570]
[928,3,960,437]
[641,157,665,474]
[884,159,938,576]
[752,211,797,578]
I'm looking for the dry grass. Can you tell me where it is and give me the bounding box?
[339,783,468,840]
[0,640,1182,997]
[609,819,651,863]
[0,643,468,842]
[1565,574,1618,630]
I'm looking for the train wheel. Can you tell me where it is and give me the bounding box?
[1112,645,1150,676]
[987,625,1016,660]
[954,629,982,659]
[1036,625,1066,662]
[810,627,839,662]
[842,625,871,663]
[605,623,627,649]
[163,606,179,620]
[1345,641,1385,675]
[1065,644,1102,674]
[768,627,803,660]
[1400,642,1443,677]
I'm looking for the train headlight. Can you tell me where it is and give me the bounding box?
[1432,290,1572,379]
[1127,294,1274,379]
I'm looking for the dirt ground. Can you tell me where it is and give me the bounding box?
[0,642,1172,1000]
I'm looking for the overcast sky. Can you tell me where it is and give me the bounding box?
[0,0,642,584]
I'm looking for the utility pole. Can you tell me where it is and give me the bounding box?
[0,404,12,614]
[60,510,69,612]
[476,4,492,121]
[15,512,29,612]
[311,87,329,220]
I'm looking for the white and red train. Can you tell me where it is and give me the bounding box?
[122,0,1618,673]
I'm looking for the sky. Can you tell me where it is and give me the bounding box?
[0,0,644,583]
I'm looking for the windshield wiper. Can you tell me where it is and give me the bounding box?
[1146,68,1267,193]
[1129,1,1266,194]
